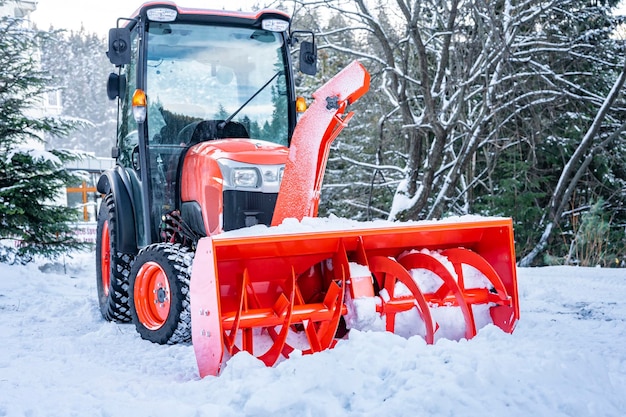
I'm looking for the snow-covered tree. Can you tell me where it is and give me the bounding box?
[297,0,626,265]
[39,27,116,157]
[0,12,85,263]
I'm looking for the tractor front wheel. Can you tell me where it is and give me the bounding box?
[129,243,193,344]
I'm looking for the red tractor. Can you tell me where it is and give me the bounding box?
[96,1,519,377]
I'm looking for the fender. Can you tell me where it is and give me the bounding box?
[97,166,138,254]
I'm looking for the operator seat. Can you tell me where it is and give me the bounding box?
[179,120,250,145]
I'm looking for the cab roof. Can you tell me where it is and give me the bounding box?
[123,1,291,28]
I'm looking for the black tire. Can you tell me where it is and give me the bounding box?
[95,194,133,322]
[129,243,193,344]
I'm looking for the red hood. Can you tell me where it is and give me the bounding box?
[186,138,288,165]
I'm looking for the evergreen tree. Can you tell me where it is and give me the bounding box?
[0,12,84,263]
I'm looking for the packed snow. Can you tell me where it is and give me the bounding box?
[1,249,625,416]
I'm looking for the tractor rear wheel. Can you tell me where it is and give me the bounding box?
[95,194,133,322]
[129,243,193,344]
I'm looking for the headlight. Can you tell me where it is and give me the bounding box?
[147,8,178,22]
[217,159,284,192]
[262,19,289,32]
[233,168,259,188]
[262,168,279,183]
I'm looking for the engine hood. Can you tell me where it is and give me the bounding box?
[186,138,288,165]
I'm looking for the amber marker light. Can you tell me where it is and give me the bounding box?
[296,96,307,113]
[132,89,147,123]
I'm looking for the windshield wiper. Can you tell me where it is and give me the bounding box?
[218,70,283,129]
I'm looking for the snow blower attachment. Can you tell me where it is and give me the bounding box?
[97,2,519,379]
[191,218,518,377]
[189,61,519,377]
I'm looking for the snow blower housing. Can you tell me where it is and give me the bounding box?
[96,1,519,377]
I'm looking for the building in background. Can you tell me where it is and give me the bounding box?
[64,156,114,223]
[0,0,36,20]
[2,1,41,153]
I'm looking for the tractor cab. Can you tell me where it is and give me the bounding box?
[104,2,316,246]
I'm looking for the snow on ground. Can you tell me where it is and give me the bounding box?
[1,249,625,417]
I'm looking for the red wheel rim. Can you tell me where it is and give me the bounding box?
[134,261,171,330]
[100,220,111,297]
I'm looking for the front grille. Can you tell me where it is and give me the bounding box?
[222,190,278,231]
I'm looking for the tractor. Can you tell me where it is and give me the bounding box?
[96,1,519,377]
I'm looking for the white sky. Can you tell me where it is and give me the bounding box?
[31,0,626,36]
[29,0,626,37]
[30,0,270,36]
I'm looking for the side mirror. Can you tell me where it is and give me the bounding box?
[299,40,317,76]
[106,73,126,100]
[107,27,131,66]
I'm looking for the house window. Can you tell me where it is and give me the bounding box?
[45,90,62,112]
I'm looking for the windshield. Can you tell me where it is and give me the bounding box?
[145,22,289,146]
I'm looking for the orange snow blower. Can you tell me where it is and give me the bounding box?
[96,2,519,378]
[191,217,518,376]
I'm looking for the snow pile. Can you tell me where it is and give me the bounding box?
[1,251,625,416]
[214,214,503,239]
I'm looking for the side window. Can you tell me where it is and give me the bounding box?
[117,28,139,168]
